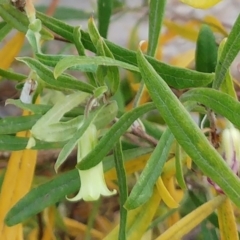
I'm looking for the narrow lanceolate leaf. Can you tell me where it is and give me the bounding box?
[113,141,127,240]
[53,56,139,78]
[125,129,174,210]
[180,88,240,129]
[180,0,221,9]
[147,0,166,56]
[218,39,237,99]
[0,3,28,33]
[6,99,84,117]
[156,195,226,240]
[36,12,214,89]
[105,187,161,240]
[55,105,106,171]
[0,22,12,41]
[5,170,80,226]
[175,143,187,190]
[77,103,155,170]
[17,57,95,93]
[88,18,120,94]
[217,198,239,240]
[0,135,65,151]
[0,68,27,81]
[213,14,240,89]
[32,92,89,128]
[97,0,112,38]
[137,49,240,208]
[5,147,152,226]
[195,25,217,73]
[0,115,41,134]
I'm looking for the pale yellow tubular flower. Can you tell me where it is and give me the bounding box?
[68,124,116,202]
[208,123,240,192]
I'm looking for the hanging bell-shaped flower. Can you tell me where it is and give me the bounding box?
[68,124,116,201]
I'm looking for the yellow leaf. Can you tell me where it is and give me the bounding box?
[203,15,228,36]
[0,99,39,239]
[163,19,198,42]
[64,217,104,239]
[180,0,222,9]
[155,195,227,240]
[0,32,25,70]
[156,177,179,209]
[105,153,151,180]
[218,198,239,240]
[170,49,195,68]
[42,207,56,240]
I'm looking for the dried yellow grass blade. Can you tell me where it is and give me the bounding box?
[105,153,150,180]
[27,228,38,240]
[95,215,115,234]
[218,198,239,240]
[42,207,56,240]
[64,217,104,239]
[186,156,192,169]
[126,187,161,240]
[163,177,184,203]
[203,15,228,36]
[156,195,227,240]
[156,177,179,209]
[0,100,39,239]
[180,0,222,9]
[0,32,25,69]
[163,20,198,41]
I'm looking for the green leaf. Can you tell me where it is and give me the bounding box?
[0,115,40,134]
[0,68,27,81]
[0,21,12,41]
[6,99,85,117]
[55,104,106,171]
[137,49,240,208]
[73,26,97,86]
[213,14,240,89]
[125,128,174,210]
[147,0,166,56]
[5,169,80,226]
[36,12,214,89]
[77,103,155,170]
[217,39,237,99]
[53,55,139,78]
[5,147,152,226]
[31,92,90,142]
[180,88,240,128]
[17,57,95,93]
[195,25,217,73]
[36,11,74,42]
[88,18,120,95]
[0,135,65,151]
[104,146,153,172]
[0,3,28,32]
[97,0,113,38]
[142,120,163,140]
[114,141,127,240]
[175,143,187,190]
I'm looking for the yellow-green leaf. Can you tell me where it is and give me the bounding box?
[156,195,226,240]
[180,0,222,9]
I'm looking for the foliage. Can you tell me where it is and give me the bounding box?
[0,0,240,239]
